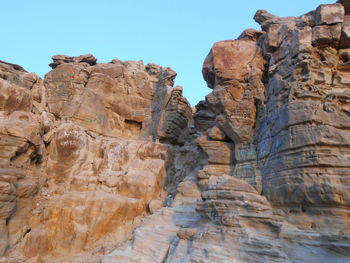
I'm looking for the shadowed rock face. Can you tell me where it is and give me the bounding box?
[1,1,350,263]
[101,2,350,263]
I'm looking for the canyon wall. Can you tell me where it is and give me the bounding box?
[0,55,195,263]
[1,1,350,262]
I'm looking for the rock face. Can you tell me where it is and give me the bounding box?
[0,56,194,262]
[1,1,350,263]
[44,56,191,142]
[101,2,350,263]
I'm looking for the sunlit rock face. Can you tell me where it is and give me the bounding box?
[44,55,192,142]
[0,56,194,262]
[1,1,350,263]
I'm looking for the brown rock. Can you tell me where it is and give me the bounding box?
[197,135,234,165]
[0,62,44,258]
[49,54,97,69]
[312,23,342,47]
[203,39,263,87]
[202,38,265,144]
[176,228,197,240]
[207,126,228,141]
[2,2,350,263]
[106,2,350,263]
[314,3,345,25]
[148,200,163,214]
[253,9,280,26]
[338,0,350,15]
[340,16,350,48]
[155,86,192,144]
[44,56,191,141]
[238,28,264,41]
[0,53,195,262]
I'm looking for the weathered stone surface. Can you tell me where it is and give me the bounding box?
[44,58,191,143]
[1,1,350,262]
[202,38,265,144]
[207,125,229,141]
[238,28,264,41]
[0,55,194,262]
[148,199,163,214]
[312,23,342,47]
[340,16,350,48]
[103,1,350,263]
[155,86,192,145]
[197,135,234,165]
[101,172,202,263]
[314,4,344,25]
[49,54,97,69]
[0,60,45,257]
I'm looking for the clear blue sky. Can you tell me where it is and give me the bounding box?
[1,0,334,105]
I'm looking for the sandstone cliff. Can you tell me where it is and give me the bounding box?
[1,1,350,263]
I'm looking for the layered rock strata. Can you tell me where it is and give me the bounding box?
[0,56,193,262]
[0,1,350,263]
[102,1,350,263]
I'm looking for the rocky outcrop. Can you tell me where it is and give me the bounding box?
[44,55,191,142]
[1,1,350,263]
[0,56,193,262]
[0,61,44,257]
[101,2,350,263]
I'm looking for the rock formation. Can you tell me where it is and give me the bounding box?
[0,55,194,262]
[0,1,350,262]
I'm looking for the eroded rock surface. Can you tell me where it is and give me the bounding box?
[1,1,350,263]
[0,56,193,262]
[102,2,350,263]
